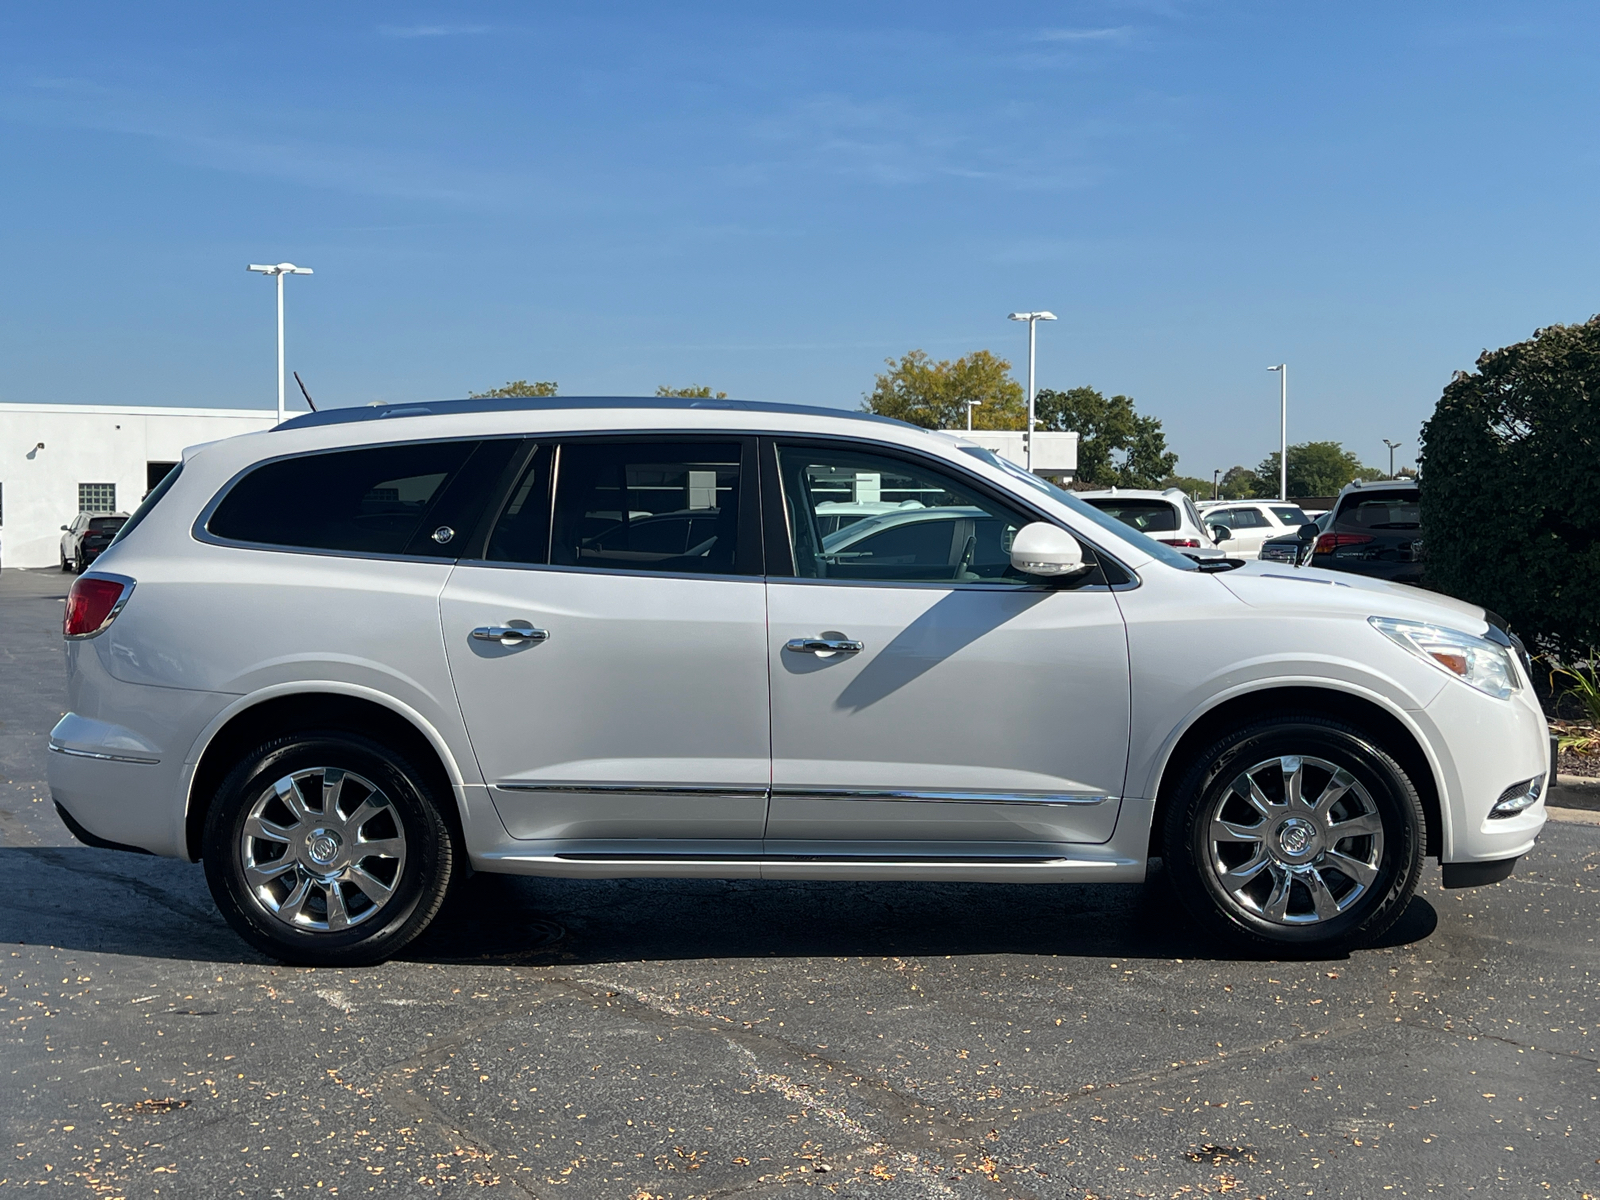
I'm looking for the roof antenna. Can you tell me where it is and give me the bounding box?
[293,371,317,412]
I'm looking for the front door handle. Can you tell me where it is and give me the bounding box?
[471,622,549,646]
[784,636,864,657]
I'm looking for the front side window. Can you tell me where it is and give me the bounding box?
[1271,505,1310,526]
[550,441,745,575]
[208,439,514,556]
[776,444,1033,584]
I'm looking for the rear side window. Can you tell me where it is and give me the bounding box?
[1336,493,1421,530]
[1080,498,1180,534]
[1270,506,1310,526]
[549,441,747,575]
[208,439,517,557]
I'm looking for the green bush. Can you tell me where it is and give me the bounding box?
[1419,318,1600,657]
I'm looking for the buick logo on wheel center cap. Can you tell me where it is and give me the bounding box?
[307,830,342,866]
[1277,819,1315,856]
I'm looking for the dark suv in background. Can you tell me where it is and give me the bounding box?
[1307,480,1424,584]
[59,511,128,573]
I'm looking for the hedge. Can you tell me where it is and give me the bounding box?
[1419,318,1600,658]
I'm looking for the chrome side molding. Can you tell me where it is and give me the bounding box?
[495,781,1114,807]
[49,742,160,766]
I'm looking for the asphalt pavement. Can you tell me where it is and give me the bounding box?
[2,566,1596,1198]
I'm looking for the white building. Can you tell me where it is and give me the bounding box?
[1,403,277,569]
[942,429,1079,482]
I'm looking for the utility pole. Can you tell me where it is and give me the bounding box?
[1267,364,1287,500]
[1008,311,1057,470]
[248,262,315,423]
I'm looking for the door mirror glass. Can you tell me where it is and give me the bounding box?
[1010,522,1088,577]
[1298,522,1321,541]
[1208,524,1231,544]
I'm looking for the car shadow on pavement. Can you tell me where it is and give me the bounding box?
[404,863,1440,967]
[0,847,1438,968]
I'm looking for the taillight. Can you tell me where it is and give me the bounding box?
[1313,532,1374,555]
[1158,537,1201,548]
[64,576,134,639]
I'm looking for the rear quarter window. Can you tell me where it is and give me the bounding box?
[207,439,519,557]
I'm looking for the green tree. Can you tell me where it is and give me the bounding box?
[470,380,558,398]
[1219,465,1261,500]
[1420,317,1600,656]
[655,385,728,399]
[1255,441,1381,497]
[861,349,1025,430]
[1160,474,1214,498]
[1033,386,1178,487]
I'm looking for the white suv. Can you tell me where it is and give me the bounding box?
[1074,487,1225,559]
[1197,500,1314,559]
[50,398,1549,965]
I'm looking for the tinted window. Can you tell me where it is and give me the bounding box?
[1337,493,1421,530]
[1271,506,1310,526]
[550,442,744,574]
[209,440,500,556]
[1079,498,1180,534]
[88,517,126,534]
[778,445,1035,583]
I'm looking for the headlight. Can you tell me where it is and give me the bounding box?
[1369,618,1520,699]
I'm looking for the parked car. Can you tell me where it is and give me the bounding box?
[50,397,1547,965]
[1074,488,1226,560]
[1260,510,1332,565]
[1196,501,1313,559]
[1310,479,1425,585]
[59,511,129,573]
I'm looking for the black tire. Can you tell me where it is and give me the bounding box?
[73,551,84,574]
[1162,714,1424,953]
[60,550,71,572]
[202,731,457,966]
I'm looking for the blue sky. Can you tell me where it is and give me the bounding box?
[3,2,1597,476]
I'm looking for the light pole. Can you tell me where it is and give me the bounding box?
[966,398,982,431]
[1267,363,1287,500]
[1008,311,1057,470]
[248,262,315,423]
[1213,468,1221,500]
[1383,438,1403,478]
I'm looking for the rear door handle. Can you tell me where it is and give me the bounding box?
[784,636,864,657]
[471,622,549,646]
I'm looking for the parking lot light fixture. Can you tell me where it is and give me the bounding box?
[1008,311,1057,470]
[1213,468,1220,500]
[248,263,315,424]
[966,398,981,431]
[1383,438,1403,478]
[1267,364,1287,500]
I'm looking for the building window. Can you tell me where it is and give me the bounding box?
[79,483,116,513]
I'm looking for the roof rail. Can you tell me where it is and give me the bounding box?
[273,395,901,432]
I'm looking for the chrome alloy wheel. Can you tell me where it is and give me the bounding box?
[240,767,407,932]
[1206,755,1385,926]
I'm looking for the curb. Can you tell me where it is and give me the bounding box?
[1549,773,1600,813]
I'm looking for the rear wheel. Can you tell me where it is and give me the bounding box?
[1162,715,1424,952]
[59,550,71,572]
[202,732,456,966]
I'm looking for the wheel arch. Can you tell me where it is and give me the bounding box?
[183,686,469,863]
[1145,684,1446,860]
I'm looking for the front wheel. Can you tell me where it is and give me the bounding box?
[202,732,456,966]
[1162,715,1424,952]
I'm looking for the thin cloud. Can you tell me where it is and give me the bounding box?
[1035,27,1133,42]
[378,24,490,38]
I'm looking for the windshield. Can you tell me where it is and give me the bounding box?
[955,445,1198,571]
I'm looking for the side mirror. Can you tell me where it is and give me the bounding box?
[1010,522,1089,577]
[1208,524,1232,544]
[1298,523,1320,541]
[60,525,69,531]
